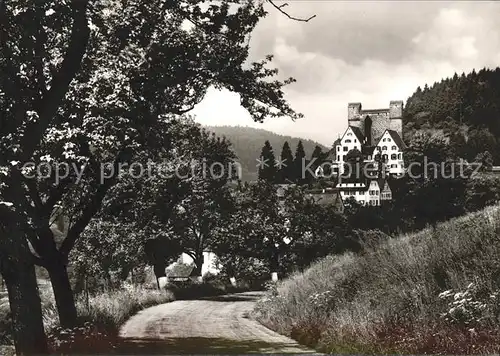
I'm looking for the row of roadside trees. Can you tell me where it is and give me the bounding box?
[0,1,313,353]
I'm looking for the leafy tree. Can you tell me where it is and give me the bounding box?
[401,131,468,229]
[213,181,286,278]
[282,192,356,270]
[168,136,237,278]
[0,0,306,340]
[343,148,364,179]
[214,183,356,279]
[77,121,238,285]
[258,140,277,183]
[465,175,500,212]
[468,129,497,162]
[449,130,468,160]
[404,67,500,165]
[307,145,327,183]
[71,220,148,289]
[474,151,494,171]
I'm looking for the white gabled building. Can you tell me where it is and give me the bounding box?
[335,126,364,174]
[374,129,407,176]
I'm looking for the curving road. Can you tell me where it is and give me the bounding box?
[118,291,318,354]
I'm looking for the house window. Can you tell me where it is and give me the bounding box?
[382,146,387,151]
[337,155,340,161]
[391,154,397,160]
[347,132,352,136]
[392,145,397,150]
[382,138,386,142]
[345,139,351,143]
[343,146,348,152]
[391,164,397,168]
[337,146,340,151]
[398,153,402,159]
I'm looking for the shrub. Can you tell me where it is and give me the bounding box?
[76,284,174,329]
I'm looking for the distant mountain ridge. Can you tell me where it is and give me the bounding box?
[204,125,329,181]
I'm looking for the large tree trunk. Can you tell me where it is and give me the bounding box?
[47,261,77,328]
[193,253,204,282]
[270,249,280,281]
[3,260,48,354]
[153,263,167,290]
[0,220,48,354]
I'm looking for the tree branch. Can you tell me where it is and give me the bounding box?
[267,0,316,22]
[20,0,91,161]
[44,177,73,218]
[23,178,44,213]
[59,149,129,257]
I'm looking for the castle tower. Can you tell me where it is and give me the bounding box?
[346,100,404,144]
[348,102,363,133]
[389,100,403,139]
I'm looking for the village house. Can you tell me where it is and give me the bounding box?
[337,178,392,207]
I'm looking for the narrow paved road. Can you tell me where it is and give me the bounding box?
[118,291,318,354]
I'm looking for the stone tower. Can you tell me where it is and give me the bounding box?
[389,100,403,137]
[347,101,404,145]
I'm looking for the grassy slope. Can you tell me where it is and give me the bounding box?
[255,205,500,354]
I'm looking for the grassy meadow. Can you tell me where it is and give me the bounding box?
[255,205,500,354]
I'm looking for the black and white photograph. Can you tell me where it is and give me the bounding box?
[1,0,500,354]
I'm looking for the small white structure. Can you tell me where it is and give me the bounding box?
[178,251,221,277]
[338,178,393,207]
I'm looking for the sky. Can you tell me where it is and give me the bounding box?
[190,1,500,147]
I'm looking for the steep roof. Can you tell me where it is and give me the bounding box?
[305,189,344,210]
[377,178,391,192]
[349,126,365,142]
[375,129,407,149]
[362,146,376,156]
[386,130,407,149]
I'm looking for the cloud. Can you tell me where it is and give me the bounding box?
[192,2,500,147]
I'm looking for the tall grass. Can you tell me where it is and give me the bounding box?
[75,285,174,329]
[255,205,500,354]
[44,284,174,353]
